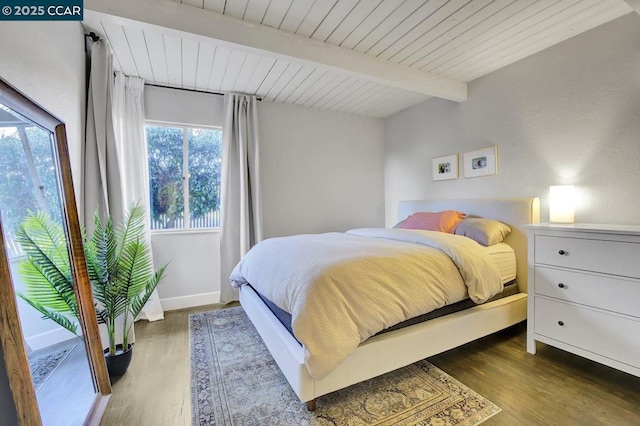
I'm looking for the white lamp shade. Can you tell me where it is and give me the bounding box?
[549,185,575,223]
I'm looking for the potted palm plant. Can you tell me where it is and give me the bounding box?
[85,204,166,376]
[16,203,166,377]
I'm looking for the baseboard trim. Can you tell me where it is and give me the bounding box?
[160,291,221,311]
[26,327,79,351]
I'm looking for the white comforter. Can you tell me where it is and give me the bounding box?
[230,228,502,379]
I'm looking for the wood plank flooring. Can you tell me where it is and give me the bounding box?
[429,324,640,425]
[100,304,235,426]
[101,305,640,425]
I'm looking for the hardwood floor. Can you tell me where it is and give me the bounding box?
[101,306,640,425]
[429,324,640,425]
[100,304,234,426]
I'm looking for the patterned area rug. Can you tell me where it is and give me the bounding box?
[28,344,75,391]
[190,307,500,425]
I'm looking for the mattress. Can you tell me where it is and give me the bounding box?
[483,242,516,285]
[253,242,518,342]
[377,279,518,335]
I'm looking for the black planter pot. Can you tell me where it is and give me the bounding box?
[104,344,133,377]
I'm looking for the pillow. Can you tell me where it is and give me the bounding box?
[397,210,465,233]
[455,218,511,246]
[393,219,406,229]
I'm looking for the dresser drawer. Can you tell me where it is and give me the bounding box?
[534,297,640,368]
[534,235,640,278]
[534,267,640,318]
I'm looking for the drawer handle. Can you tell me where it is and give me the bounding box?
[558,283,565,289]
[558,250,566,255]
[558,321,564,326]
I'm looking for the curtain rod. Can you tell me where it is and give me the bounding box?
[145,83,262,101]
[85,32,100,42]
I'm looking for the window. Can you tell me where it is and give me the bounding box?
[0,107,62,258]
[146,123,222,230]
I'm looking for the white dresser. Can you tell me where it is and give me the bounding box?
[524,223,640,378]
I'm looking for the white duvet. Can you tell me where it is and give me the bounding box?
[230,228,502,379]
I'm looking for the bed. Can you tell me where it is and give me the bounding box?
[236,198,540,410]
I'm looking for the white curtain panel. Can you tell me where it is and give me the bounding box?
[112,72,164,321]
[83,40,123,227]
[84,41,129,347]
[220,94,263,303]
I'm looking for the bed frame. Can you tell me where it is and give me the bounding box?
[239,198,540,410]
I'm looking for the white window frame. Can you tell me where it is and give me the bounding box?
[146,120,223,233]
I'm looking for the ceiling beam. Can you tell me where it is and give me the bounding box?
[625,0,640,14]
[85,0,467,102]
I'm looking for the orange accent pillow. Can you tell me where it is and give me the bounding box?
[398,210,466,234]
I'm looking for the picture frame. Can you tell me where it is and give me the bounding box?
[463,146,498,178]
[432,154,459,181]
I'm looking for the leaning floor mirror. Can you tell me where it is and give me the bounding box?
[0,78,111,425]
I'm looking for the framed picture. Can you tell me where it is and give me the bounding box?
[432,154,458,181]
[463,146,498,178]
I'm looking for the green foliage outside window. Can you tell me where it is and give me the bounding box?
[146,125,184,227]
[0,125,62,254]
[188,128,222,224]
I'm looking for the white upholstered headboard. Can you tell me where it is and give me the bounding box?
[398,198,540,293]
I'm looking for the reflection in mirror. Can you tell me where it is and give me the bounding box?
[0,102,96,424]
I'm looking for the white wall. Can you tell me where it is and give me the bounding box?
[384,14,640,226]
[259,101,385,238]
[0,21,85,424]
[145,88,385,309]
[145,85,224,126]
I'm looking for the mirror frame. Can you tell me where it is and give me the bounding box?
[0,78,111,424]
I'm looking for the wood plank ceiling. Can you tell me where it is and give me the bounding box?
[83,0,633,118]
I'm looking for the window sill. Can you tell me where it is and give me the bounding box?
[150,228,220,236]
